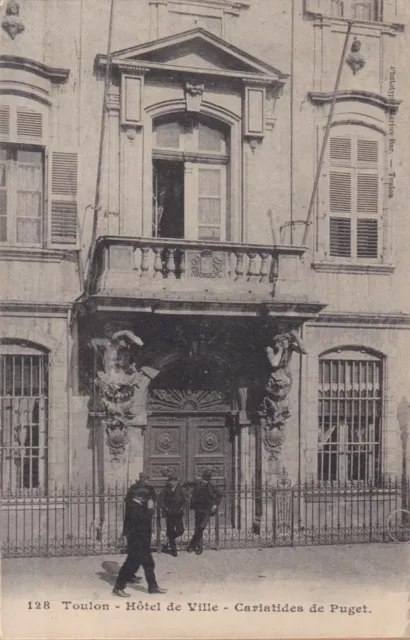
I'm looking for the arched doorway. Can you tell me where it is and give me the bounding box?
[144,356,235,488]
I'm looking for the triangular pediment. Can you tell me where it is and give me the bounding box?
[108,28,286,82]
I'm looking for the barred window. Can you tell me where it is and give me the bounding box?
[0,343,48,493]
[318,349,383,484]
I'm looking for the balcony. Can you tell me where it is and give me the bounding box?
[87,236,323,317]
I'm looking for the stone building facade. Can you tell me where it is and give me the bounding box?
[1,0,409,506]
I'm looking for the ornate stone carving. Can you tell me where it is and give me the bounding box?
[189,250,225,279]
[346,38,365,75]
[185,82,204,113]
[104,420,129,461]
[149,389,230,412]
[2,0,24,39]
[200,431,219,453]
[260,329,307,460]
[91,327,157,460]
[156,431,175,453]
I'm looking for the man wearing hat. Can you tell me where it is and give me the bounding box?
[187,469,222,555]
[113,486,166,597]
[158,472,186,557]
[122,472,156,584]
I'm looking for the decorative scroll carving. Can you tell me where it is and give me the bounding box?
[261,330,307,460]
[2,0,24,39]
[149,389,230,413]
[151,464,180,479]
[189,250,225,279]
[346,38,365,75]
[104,421,129,461]
[200,431,220,452]
[195,463,224,477]
[156,431,175,453]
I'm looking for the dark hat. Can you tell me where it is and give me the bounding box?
[131,486,149,500]
[167,471,178,481]
[139,472,148,480]
[202,469,212,481]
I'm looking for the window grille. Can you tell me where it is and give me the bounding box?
[318,351,382,484]
[0,347,48,493]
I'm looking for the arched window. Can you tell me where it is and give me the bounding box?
[152,113,229,241]
[0,341,49,493]
[325,125,383,261]
[318,348,383,483]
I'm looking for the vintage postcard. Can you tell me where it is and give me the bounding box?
[0,0,409,638]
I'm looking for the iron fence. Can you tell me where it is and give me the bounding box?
[1,475,409,558]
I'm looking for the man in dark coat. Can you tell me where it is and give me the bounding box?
[187,469,222,555]
[158,472,186,557]
[121,473,156,584]
[113,486,166,597]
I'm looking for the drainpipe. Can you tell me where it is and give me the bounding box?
[301,22,353,246]
[290,0,295,244]
[67,309,72,488]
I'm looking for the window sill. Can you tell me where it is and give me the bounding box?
[312,261,395,275]
[0,246,75,263]
[305,12,405,32]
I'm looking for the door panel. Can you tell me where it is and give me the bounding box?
[145,414,230,488]
[144,417,186,487]
[188,416,229,485]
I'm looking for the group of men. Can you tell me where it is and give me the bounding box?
[112,469,222,598]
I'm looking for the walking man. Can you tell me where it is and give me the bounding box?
[187,469,222,555]
[158,472,186,557]
[113,486,166,597]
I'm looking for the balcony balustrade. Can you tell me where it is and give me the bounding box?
[89,236,310,310]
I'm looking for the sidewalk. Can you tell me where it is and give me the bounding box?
[2,543,409,639]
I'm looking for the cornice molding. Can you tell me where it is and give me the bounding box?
[311,312,410,327]
[0,301,72,317]
[0,55,70,84]
[309,90,401,112]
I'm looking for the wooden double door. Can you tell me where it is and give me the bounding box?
[144,413,231,488]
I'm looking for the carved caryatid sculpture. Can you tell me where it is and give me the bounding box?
[91,329,156,460]
[261,329,307,460]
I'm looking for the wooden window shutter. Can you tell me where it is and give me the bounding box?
[16,108,43,140]
[50,151,78,246]
[328,134,352,257]
[356,137,380,259]
[0,105,10,140]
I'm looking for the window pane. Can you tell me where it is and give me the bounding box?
[199,168,220,195]
[17,218,41,244]
[198,122,224,153]
[155,120,180,149]
[0,215,7,242]
[17,192,41,218]
[17,163,42,192]
[0,162,6,186]
[198,226,221,240]
[17,150,42,164]
[198,198,221,224]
